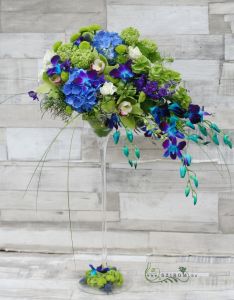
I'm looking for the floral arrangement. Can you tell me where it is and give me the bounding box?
[79,264,123,293]
[29,23,232,206]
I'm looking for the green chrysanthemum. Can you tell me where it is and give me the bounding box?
[71,48,97,69]
[120,27,140,45]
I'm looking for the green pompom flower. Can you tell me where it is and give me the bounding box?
[71,48,97,69]
[120,27,140,45]
[57,43,75,61]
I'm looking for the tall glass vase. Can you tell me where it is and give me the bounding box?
[97,135,109,267]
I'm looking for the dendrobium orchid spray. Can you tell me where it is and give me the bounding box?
[29,24,232,293]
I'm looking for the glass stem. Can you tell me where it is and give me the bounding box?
[97,136,109,267]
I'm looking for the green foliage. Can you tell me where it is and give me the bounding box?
[131,55,150,74]
[57,43,75,61]
[120,27,140,45]
[71,48,97,69]
[171,87,191,110]
[101,98,117,113]
[53,40,62,52]
[120,115,136,129]
[41,90,72,121]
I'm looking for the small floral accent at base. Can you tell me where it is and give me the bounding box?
[79,264,124,294]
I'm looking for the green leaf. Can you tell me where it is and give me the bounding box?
[99,54,108,65]
[104,65,118,75]
[138,91,146,103]
[101,99,116,113]
[120,115,136,129]
[131,104,143,115]
[36,82,52,94]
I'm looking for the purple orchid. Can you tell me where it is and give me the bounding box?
[187,104,210,124]
[162,136,186,160]
[28,91,38,101]
[110,61,134,81]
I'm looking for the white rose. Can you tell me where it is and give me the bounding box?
[118,101,132,116]
[92,59,105,73]
[128,46,142,60]
[100,82,117,96]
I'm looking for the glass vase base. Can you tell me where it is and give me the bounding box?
[78,270,131,295]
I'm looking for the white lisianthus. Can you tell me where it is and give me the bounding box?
[38,49,55,81]
[92,58,105,73]
[118,101,132,116]
[128,46,142,60]
[100,82,117,96]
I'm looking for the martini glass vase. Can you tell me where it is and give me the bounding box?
[79,119,125,294]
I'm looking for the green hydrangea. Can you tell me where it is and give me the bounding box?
[149,64,181,84]
[120,27,140,45]
[71,48,97,69]
[131,55,150,74]
[57,43,75,61]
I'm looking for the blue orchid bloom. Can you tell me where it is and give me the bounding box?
[162,136,186,160]
[46,55,71,77]
[186,104,211,124]
[106,113,121,129]
[159,117,184,139]
[89,264,110,276]
[169,103,186,118]
[28,91,38,101]
[150,104,170,124]
[110,61,134,81]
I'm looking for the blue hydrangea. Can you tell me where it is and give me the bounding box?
[92,30,123,63]
[62,68,104,113]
